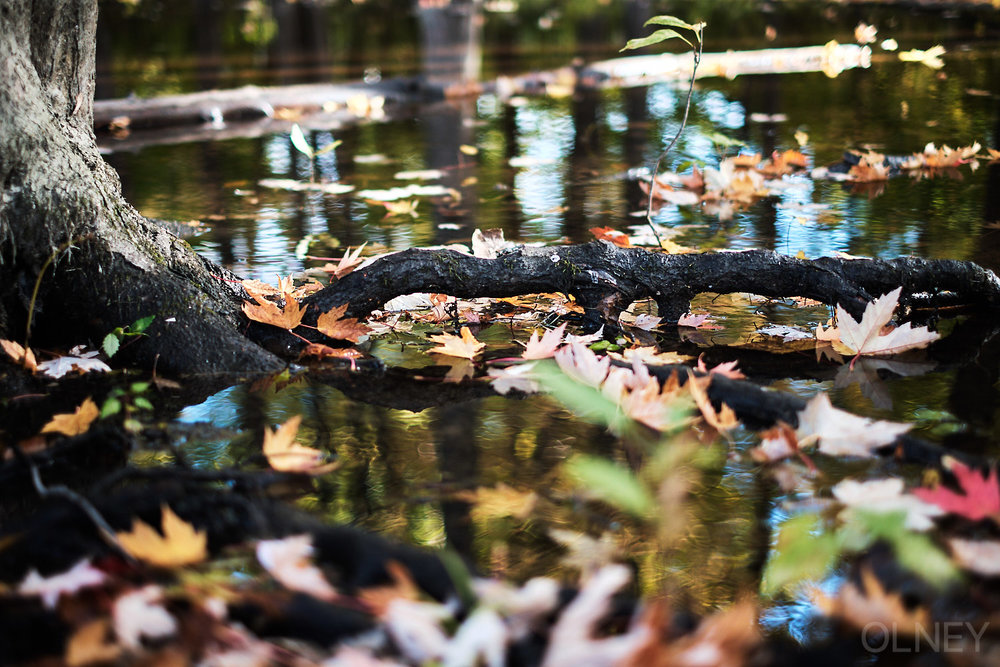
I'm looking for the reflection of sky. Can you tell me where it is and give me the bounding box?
[699,90,745,129]
[513,105,574,238]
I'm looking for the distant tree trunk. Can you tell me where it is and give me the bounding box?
[0,0,282,375]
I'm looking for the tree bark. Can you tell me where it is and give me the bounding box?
[0,0,282,376]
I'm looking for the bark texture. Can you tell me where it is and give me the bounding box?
[0,0,282,376]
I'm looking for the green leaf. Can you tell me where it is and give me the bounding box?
[439,549,477,609]
[704,131,745,148]
[290,124,314,159]
[852,511,959,588]
[532,361,626,432]
[100,397,122,418]
[645,15,702,33]
[314,139,342,156]
[565,455,654,517]
[130,382,150,394]
[133,396,154,411]
[130,314,155,334]
[621,28,690,52]
[762,513,842,596]
[102,333,120,358]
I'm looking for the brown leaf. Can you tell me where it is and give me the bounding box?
[0,339,37,371]
[41,398,99,437]
[263,415,338,475]
[812,567,931,635]
[687,374,740,432]
[456,483,539,521]
[428,326,485,359]
[116,505,207,568]
[589,226,632,247]
[299,342,364,362]
[65,619,121,667]
[315,303,370,343]
[242,295,305,330]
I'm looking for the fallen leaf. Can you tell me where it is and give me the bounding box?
[833,287,939,356]
[912,457,1000,521]
[65,619,121,667]
[428,326,485,359]
[379,198,419,218]
[695,355,745,380]
[812,567,931,635]
[677,312,710,328]
[299,342,364,362]
[256,535,338,600]
[1,339,37,371]
[471,228,508,259]
[41,398,99,437]
[116,504,208,568]
[521,322,567,359]
[750,422,801,463]
[832,478,943,531]
[629,313,662,331]
[37,351,110,379]
[456,483,539,522]
[488,362,540,395]
[242,294,305,330]
[113,586,177,649]
[316,303,370,343]
[948,538,1000,576]
[687,373,739,432]
[554,342,610,387]
[795,392,910,457]
[589,226,631,247]
[263,415,338,475]
[325,244,366,280]
[18,560,106,609]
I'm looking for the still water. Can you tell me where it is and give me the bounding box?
[98,0,1000,636]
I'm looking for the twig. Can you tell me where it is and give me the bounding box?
[13,444,137,564]
[645,36,704,247]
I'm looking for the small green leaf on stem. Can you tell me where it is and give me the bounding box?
[130,315,155,334]
[102,333,120,358]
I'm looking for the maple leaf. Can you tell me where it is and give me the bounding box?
[41,398,99,437]
[521,322,567,359]
[263,415,338,475]
[629,313,662,331]
[242,294,305,330]
[1,339,37,371]
[687,373,739,432]
[488,362,540,395]
[428,326,485,359]
[554,342,611,387]
[695,355,745,380]
[325,243,367,280]
[832,287,939,357]
[677,312,710,328]
[256,535,338,600]
[913,458,1000,521]
[812,567,931,636]
[832,478,943,531]
[298,342,364,363]
[795,392,910,457]
[18,560,106,609]
[589,226,631,247]
[116,504,207,568]
[315,303,370,343]
[113,586,177,649]
[65,619,121,666]
[37,350,110,379]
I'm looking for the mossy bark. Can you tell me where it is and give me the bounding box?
[0,0,282,376]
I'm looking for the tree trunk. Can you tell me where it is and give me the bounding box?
[0,0,282,376]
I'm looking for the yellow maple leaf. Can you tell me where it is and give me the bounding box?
[315,303,371,343]
[428,326,485,359]
[242,295,305,330]
[263,415,338,475]
[116,504,207,568]
[41,398,99,437]
[1,339,37,371]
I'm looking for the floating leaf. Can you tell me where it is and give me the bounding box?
[832,287,939,357]
[257,535,338,600]
[19,560,106,609]
[913,457,1000,521]
[428,326,485,359]
[41,398,100,437]
[521,322,567,360]
[263,415,338,475]
[116,505,207,568]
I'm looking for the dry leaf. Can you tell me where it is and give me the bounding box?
[832,478,943,531]
[359,560,422,617]
[812,567,931,635]
[116,505,208,568]
[949,538,1000,577]
[687,373,739,432]
[41,398,99,437]
[242,295,305,330]
[256,535,338,600]
[428,326,485,359]
[316,303,371,343]
[521,322,567,359]
[65,619,121,666]
[326,244,367,280]
[795,393,910,457]
[488,362,540,395]
[833,287,939,356]
[263,415,337,475]
[589,226,631,247]
[18,560,106,609]
[113,586,177,649]
[456,483,539,522]
[1,339,37,371]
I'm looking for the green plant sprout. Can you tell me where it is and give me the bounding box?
[290,123,342,182]
[621,15,706,243]
[102,314,155,358]
[100,381,154,433]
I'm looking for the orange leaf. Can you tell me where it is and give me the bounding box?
[41,398,99,437]
[263,415,337,475]
[299,343,364,361]
[589,226,631,247]
[242,295,305,330]
[116,504,207,568]
[1,339,37,371]
[687,374,740,432]
[316,304,370,343]
[428,326,485,359]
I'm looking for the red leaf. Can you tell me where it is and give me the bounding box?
[913,459,1000,521]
